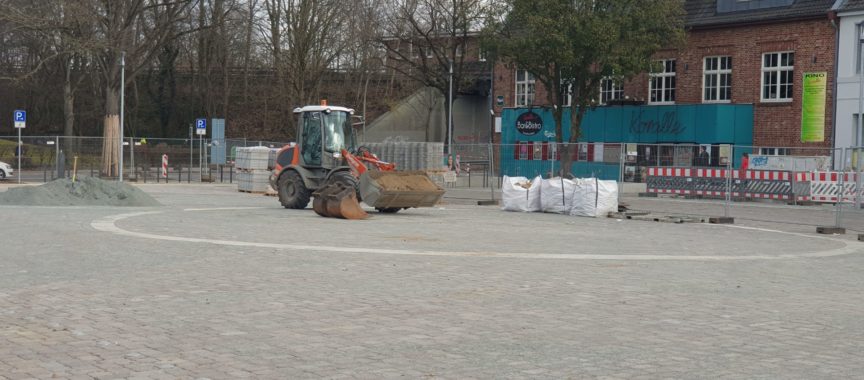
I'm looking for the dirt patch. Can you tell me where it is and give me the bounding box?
[0,177,161,207]
[371,171,441,192]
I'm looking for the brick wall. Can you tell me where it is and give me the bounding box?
[492,17,837,149]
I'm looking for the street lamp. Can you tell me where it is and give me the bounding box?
[448,60,454,156]
[118,51,126,182]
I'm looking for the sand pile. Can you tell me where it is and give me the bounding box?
[0,177,161,207]
[368,171,441,192]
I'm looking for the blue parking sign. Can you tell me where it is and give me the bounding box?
[195,118,206,135]
[14,110,26,129]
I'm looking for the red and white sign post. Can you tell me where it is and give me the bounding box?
[161,154,168,178]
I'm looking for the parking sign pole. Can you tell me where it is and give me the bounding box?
[14,110,25,184]
[189,125,193,183]
[17,126,21,184]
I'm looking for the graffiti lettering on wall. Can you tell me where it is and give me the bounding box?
[750,156,769,167]
[628,110,686,135]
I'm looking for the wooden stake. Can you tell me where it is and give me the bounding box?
[72,156,78,182]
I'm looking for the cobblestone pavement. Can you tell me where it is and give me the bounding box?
[1,184,863,379]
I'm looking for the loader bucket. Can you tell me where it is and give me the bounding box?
[312,183,368,220]
[359,170,445,209]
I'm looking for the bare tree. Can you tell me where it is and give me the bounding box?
[81,0,195,175]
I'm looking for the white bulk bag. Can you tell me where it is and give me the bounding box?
[570,178,619,217]
[540,177,577,214]
[501,176,543,212]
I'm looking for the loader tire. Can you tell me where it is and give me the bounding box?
[330,171,361,202]
[278,170,311,209]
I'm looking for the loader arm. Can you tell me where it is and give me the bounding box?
[341,148,396,178]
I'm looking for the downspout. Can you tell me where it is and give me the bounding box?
[829,8,841,167]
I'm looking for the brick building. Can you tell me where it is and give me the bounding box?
[492,0,838,159]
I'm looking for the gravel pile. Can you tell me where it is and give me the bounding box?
[0,177,161,207]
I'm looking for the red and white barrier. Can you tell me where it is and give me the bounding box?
[800,171,861,203]
[647,167,790,180]
[648,167,863,204]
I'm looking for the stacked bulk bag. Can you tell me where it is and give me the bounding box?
[501,176,542,212]
[540,177,578,214]
[570,178,619,217]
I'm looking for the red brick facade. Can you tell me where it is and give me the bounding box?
[491,17,837,149]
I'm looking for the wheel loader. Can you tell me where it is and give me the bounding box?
[269,103,445,219]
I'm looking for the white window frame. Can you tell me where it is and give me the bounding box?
[478,48,487,62]
[599,77,623,105]
[561,80,572,107]
[649,59,676,105]
[857,23,864,74]
[761,51,794,103]
[702,56,732,103]
[758,147,790,156]
[425,46,433,59]
[515,69,535,107]
[455,45,462,57]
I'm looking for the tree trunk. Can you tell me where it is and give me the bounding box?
[102,86,120,177]
[62,67,76,158]
[63,70,74,138]
[559,143,574,178]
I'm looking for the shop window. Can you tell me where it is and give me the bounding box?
[649,59,676,104]
[762,52,794,102]
[575,143,587,161]
[600,78,623,105]
[533,142,543,160]
[515,69,536,107]
[703,56,732,102]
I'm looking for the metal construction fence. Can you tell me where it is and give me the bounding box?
[0,136,290,183]
[445,142,863,232]
[0,136,861,231]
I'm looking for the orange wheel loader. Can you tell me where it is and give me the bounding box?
[268,103,445,219]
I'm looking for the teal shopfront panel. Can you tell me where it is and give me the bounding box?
[500,104,754,180]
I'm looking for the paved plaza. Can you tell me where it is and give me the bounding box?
[1,184,863,379]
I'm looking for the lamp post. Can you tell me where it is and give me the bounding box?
[448,60,454,156]
[118,51,125,182]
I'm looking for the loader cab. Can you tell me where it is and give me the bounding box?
[294,105,357,169]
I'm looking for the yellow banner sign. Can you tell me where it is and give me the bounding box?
[801,72,827,143]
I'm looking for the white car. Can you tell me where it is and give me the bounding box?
[0,161,13,180]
